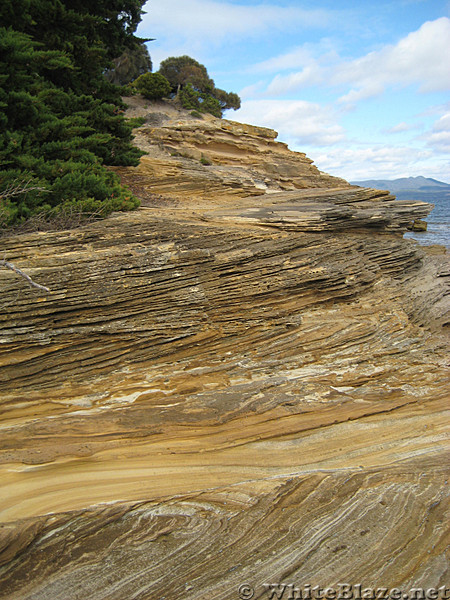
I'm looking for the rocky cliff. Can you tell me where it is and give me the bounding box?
[0,100,448,599]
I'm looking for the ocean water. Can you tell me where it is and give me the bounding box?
[403,194,450,249]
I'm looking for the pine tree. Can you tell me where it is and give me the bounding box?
[0,1,147,226]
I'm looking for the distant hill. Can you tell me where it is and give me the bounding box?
[350,176,450,201]
[351,176,450,193]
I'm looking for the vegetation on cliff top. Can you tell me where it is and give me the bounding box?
[0,3,241,228]
[123,54,241,118]
[158,55,241,118]
[0,0,147,227]
[105,43,153,87]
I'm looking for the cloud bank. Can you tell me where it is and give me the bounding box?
[253,17,450,101]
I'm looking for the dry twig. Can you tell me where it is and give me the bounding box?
[0,179,49,200]
[0,259,51,293]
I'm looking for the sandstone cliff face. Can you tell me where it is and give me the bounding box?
[119,95,348,200]
[0,100,448,599]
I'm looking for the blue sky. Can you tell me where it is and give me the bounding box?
[138,0,450,182]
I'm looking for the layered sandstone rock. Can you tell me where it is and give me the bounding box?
[0,100,448,599]
[118,95,348,201]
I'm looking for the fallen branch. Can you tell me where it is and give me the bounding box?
[0,259,51,293]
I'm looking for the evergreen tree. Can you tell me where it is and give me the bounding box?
[158,56,240,118]
[133,73,172,100]
[159,56,214,94]
[178,84,222,118]
[105,43,153,86]
[0,0,147,226]
[214,89,241,112]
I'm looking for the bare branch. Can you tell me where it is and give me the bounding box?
[0,259,51,293]
[0,179,49,200]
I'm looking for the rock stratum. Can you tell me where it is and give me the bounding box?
[0,100,449,599]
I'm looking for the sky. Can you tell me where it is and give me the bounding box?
[137,0,450,183]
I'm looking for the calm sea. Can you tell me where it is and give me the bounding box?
[403,194,450,249]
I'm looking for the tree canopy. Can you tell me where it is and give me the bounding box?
[159,56,214,93]
[158,56,241,117]
[105,43,153,87]
[0,0,147,226]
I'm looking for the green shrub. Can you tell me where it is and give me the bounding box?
[134,72,172,100]
[199,154,212,166]
[178,84,201,111]
[200,95,222,118]
[0,2,146,228]
[122,84,138,96]
[178,84,221,118]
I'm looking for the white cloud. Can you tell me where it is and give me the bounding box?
[232,100,345,147]
[337,82,385,105]
[254,46,316,73]
[424,113,450,153]
[249,40,338,95]
[335,17,450,103]
[418,101,450,118]
[266,66,322,95]
[252,39,338,73]
[139,0,331,50]
[385,122,417,134]
[431,113,450,133]
[253,17,450,102]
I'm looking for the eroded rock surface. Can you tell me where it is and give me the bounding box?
[0,101,448,599]
[118,95,348,200]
